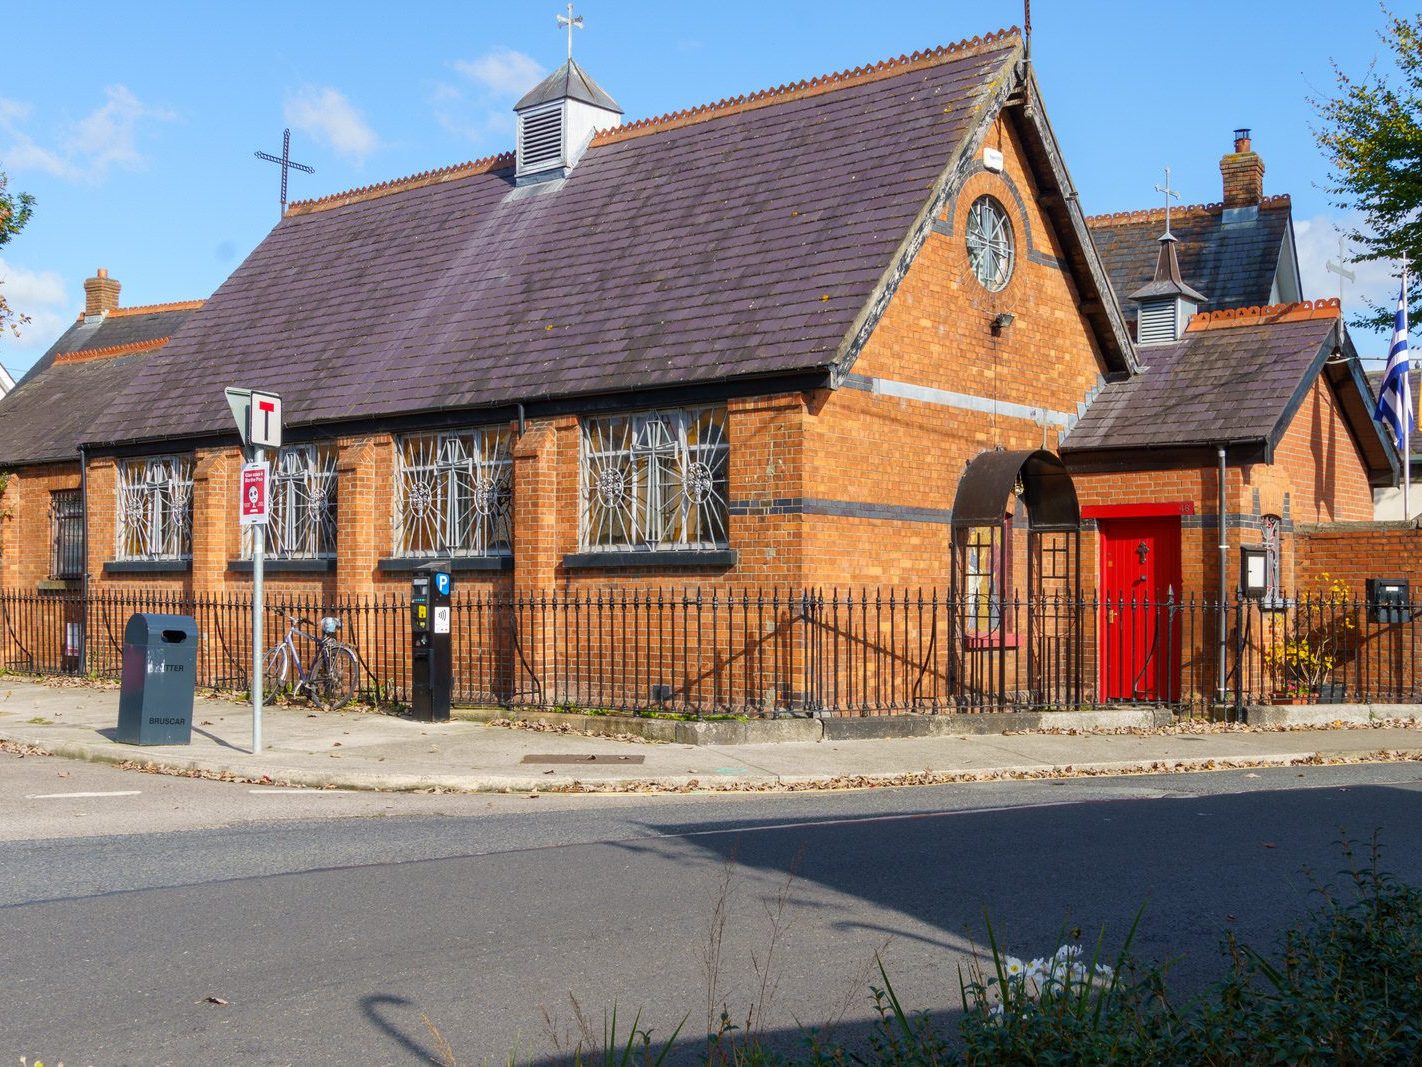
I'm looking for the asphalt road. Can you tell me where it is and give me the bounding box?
[5,753,1422,1066]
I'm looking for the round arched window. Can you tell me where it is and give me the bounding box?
[965,196,1015,292]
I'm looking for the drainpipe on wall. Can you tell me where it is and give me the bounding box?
[1217,444,1228,702]
[78,443,89,676]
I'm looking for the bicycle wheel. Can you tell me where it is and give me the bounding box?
[311,642,359,711]
[260,645,291,706]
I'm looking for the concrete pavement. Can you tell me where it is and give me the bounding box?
[1,678,1420,793]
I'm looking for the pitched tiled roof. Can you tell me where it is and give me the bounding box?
[1063,301,1342,451]
[15,304,199,386]
[0,304,199,466]
[87,31,1040,446]
[1087,196,1293,324]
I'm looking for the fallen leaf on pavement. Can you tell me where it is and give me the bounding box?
[201,996,228,1006]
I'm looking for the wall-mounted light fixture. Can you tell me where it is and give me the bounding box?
[991,312,1015,336]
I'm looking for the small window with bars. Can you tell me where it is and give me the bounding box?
[50,489,84,580]
[242,445,338,560]
[394,428,513,557]
[580,406,730,552]
[116,456,193,561]
[962,517,1013,637]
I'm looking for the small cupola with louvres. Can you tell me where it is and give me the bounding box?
[1129,233,1208,346]
[514,58,622,184]
[1129,168,1208,345]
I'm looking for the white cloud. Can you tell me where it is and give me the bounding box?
[284,86,379,163]
[0,85,172,183]
[1296,212,1400,358]
[435,48,543,149]
[0,259,73,371]
[454,48,543,97]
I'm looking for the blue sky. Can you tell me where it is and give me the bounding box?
[0,0,1408,376]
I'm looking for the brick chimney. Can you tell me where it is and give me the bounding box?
[1220,128,1264,208]
[82,268,120,318]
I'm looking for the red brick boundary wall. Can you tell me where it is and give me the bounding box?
[1295,521,1422,593]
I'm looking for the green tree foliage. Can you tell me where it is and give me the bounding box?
[1314,7,1422,334]
[0,168,37,337]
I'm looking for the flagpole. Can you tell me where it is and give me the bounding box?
[1406,256,1412,521]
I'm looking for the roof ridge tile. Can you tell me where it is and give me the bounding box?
[1086,193,1291,227]
[103,299,205,319]
[596,28,1019,147]
[52,336,171,364]
[1186,298,1340,332]
[286,151,517,216]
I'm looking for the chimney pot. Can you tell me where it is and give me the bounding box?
[83,268,121,318]
[1221,129,1264,208]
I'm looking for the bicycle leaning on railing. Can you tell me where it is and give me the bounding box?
[263,614,360,710]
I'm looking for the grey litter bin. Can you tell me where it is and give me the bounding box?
[115,613,198,746]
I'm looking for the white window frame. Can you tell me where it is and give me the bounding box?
[242,444,338,560]
[116,455,193,561]
[393,428,513,558]
[579,406,730,552]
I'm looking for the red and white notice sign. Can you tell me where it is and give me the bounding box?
[239,461,270,526]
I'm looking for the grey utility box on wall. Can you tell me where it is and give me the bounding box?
[115,613,199,745]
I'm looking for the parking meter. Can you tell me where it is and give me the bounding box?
[411,561,452,722]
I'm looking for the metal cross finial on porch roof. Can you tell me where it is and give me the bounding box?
[1326,234,1356,305]
[557,3,584,61]
[254,128,315,216]
[1154,166,1180,238]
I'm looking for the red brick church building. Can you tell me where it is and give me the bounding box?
[0,27,1406,712]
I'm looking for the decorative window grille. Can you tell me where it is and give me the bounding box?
[49,489,84,580]
[580,406,729,551]
[116,456,193,561]
[965,195,1015,292]
[242,445,338,560]
[394,429,513,557]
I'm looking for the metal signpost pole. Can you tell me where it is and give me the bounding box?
[252,443,265,754]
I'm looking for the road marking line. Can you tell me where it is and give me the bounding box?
[25,790,142,799]
[247,788,354,795]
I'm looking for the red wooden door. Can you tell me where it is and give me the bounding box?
[1099,517,1182,701]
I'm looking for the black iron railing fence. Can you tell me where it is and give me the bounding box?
[0,587,1418,717]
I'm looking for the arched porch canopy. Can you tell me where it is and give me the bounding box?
[951,449,1081,532]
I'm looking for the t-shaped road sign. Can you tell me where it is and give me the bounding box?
[224,387,283,450]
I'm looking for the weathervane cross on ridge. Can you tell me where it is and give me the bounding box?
[1154,166,1180,238]
[254,128,314,216]
[557,3,584,61]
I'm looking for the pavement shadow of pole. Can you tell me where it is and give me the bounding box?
[361,993,444,1064]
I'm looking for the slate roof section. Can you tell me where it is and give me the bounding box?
[0,304,198,466]
[0,355,154,466]
[1088,197,1293,324]
[515,58,622,113]
[87,33,1046,447]
[16,305,199,386]
[1063,307,1340,451]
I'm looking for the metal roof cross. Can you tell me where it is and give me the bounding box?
[1326,234,1356,305]
[1154,166,1180,238]
[254,128,315,216]
[557,3,584,61]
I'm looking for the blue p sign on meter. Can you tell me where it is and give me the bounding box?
[435,572,452,597]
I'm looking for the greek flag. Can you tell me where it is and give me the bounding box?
[1375,279,1413,448]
